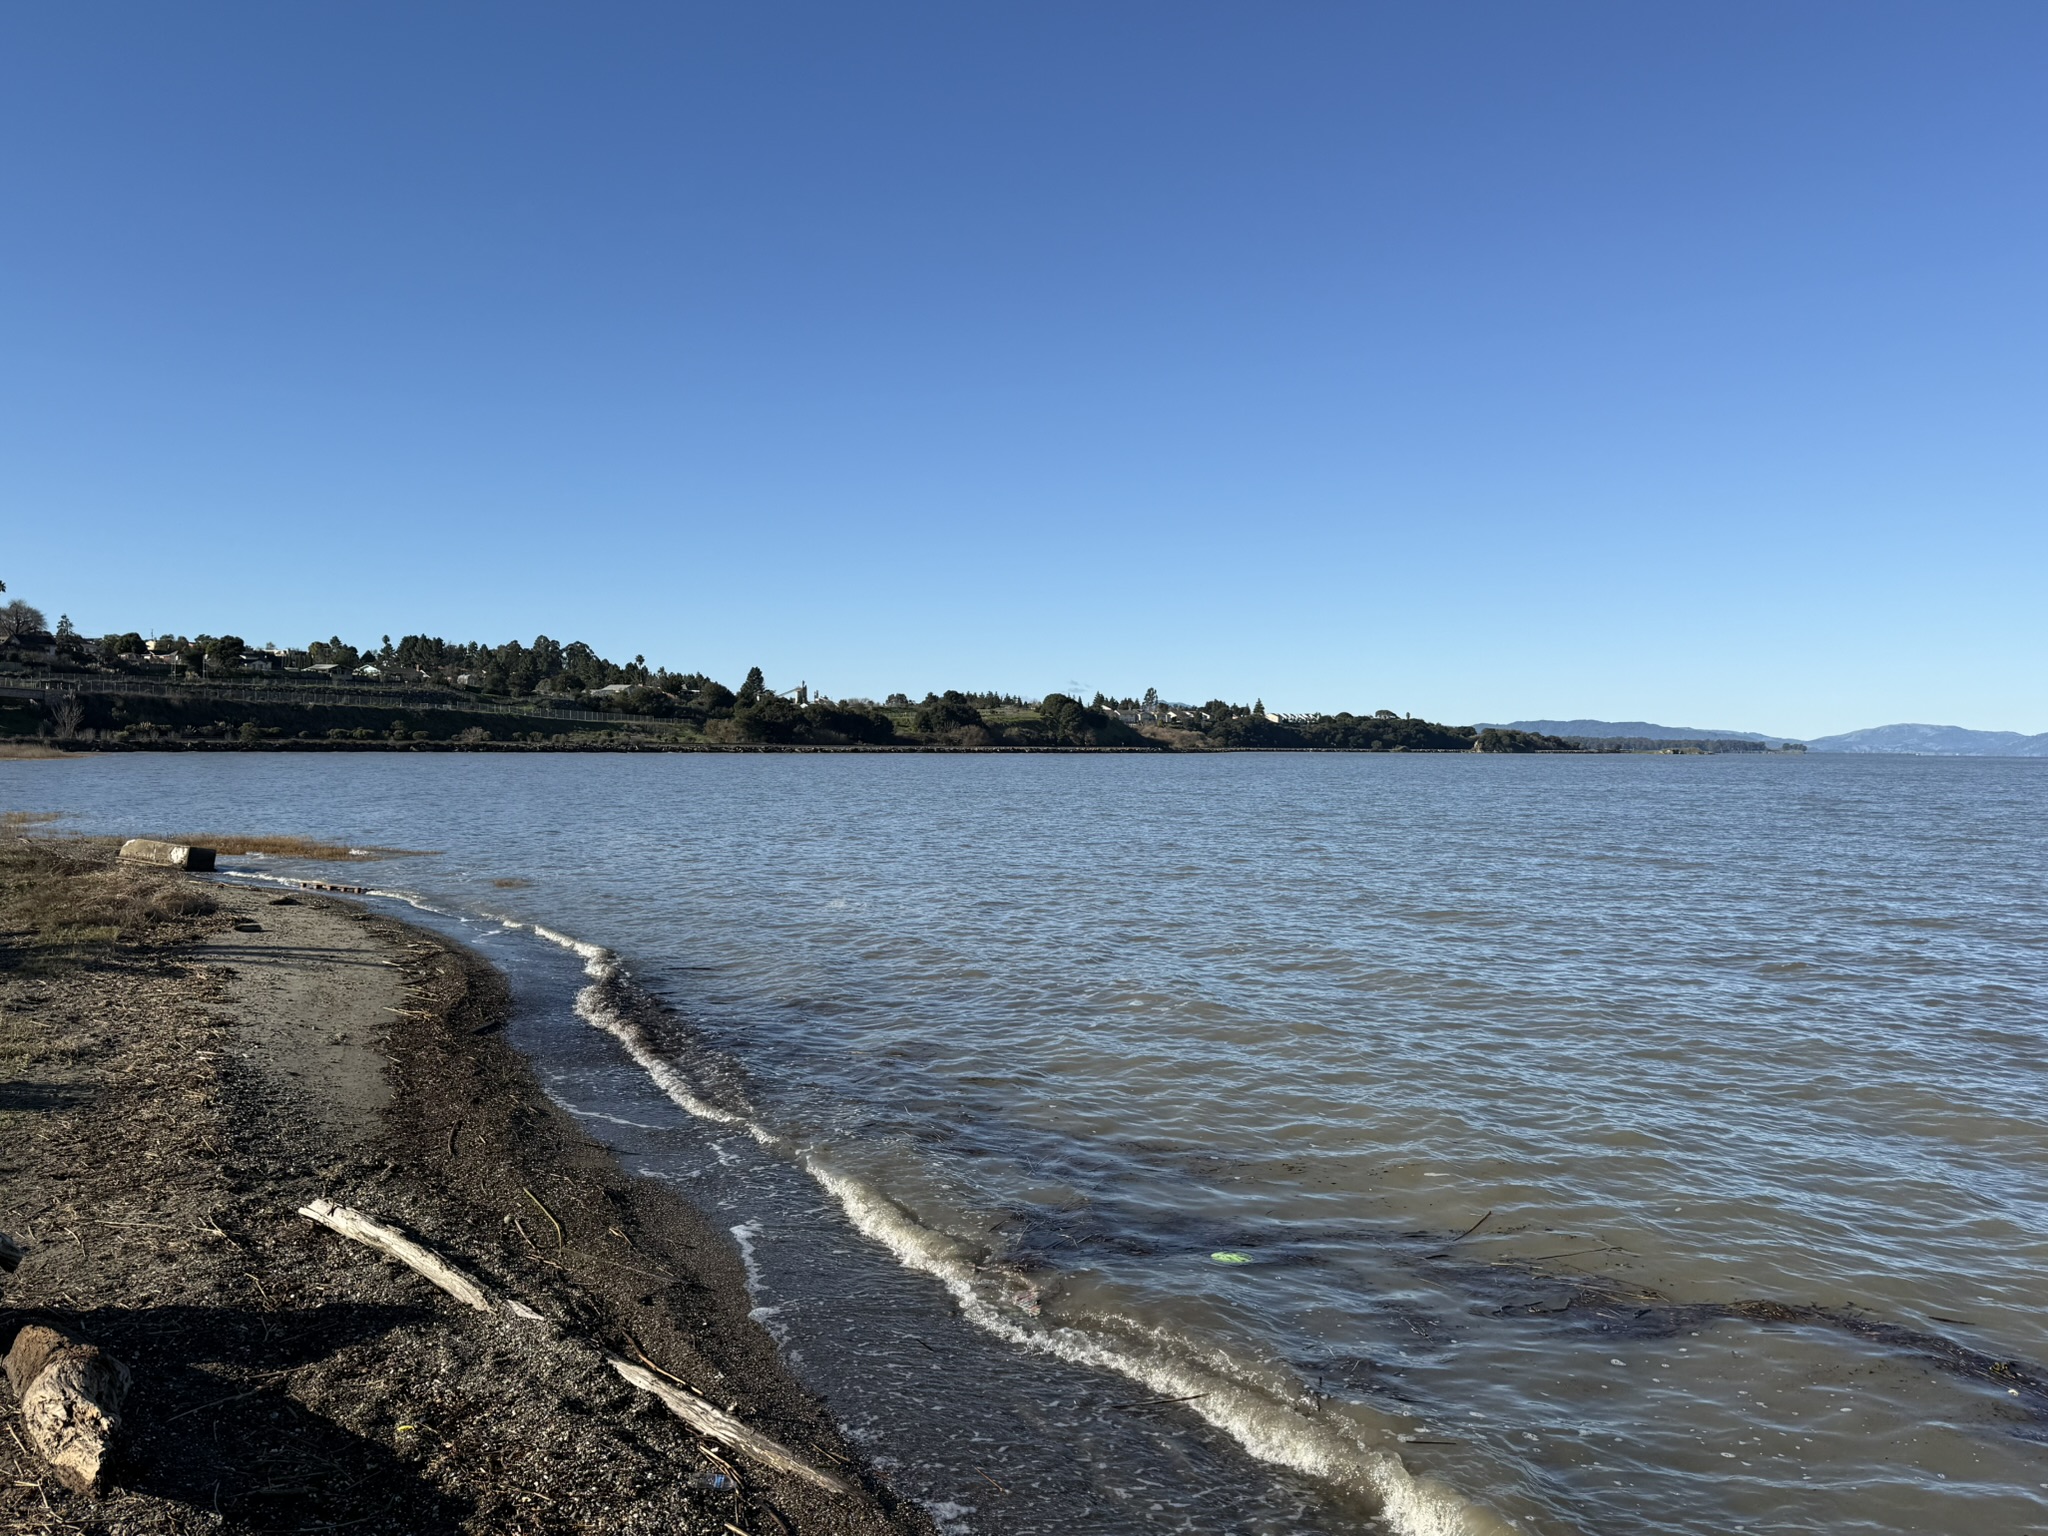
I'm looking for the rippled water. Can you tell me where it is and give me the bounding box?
[9,751,2047,1534]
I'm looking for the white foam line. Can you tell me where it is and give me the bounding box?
[730,1220,768,1290]
[214,869,299,889]
[729,1221,788,1336]
[214,868,454,918]
[801,1160,1513,1535]
[363,887,448,915]
[520,923,779,1145]
[511,918,1518,1536]
[564,1107,672,1132]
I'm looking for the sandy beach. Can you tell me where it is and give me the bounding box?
[0,835,932,1535]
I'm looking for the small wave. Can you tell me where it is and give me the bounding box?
[510,918,1516,1536]
[518,923,776,1143]
[730,1220,768,1291]
[215,867,456,919]
[805,1161,1506,1536]
[214,869,298,889]
[564,1106,672,1132]
[729,1221,789,1339]
[362,887,451,915]
[213,867,451,917]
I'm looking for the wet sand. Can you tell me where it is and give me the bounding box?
[0,862,932,1535]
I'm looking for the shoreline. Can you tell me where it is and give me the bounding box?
[2,739,1563,756]
[0,841,932,1534]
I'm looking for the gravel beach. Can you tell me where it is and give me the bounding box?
[0,835,932,1536]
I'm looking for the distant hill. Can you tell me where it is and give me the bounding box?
[1486,719,1798,745]
[1803,724,2048,756]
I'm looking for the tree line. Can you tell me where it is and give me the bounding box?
[0,588,1581,752]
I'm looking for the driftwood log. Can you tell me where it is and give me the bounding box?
[116,838,216,872]
[297,1200,492,1311]
[6,1325,131,1495]
[299,1198,853,1497]
[609,1358,853,1497]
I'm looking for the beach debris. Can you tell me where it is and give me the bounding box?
[5,1324,131,1495]
[1108,1391,1211,1413]
[1210,1251,1253,1264]
[116,838,216,872]
[608,1358,854,1497]
[0,1230,23,1273]
[521,1184,566,1248]
[297,1200,850,1497]
[297,1199,492,1312]
[1450,1210,1494,1243]
[232,920,264,933]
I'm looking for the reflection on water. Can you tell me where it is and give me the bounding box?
[9,751,2047,1534]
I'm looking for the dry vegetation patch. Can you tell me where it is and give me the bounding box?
[0,835,217,962]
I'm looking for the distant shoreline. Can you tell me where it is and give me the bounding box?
[9,739,1556,756]
[4,738,1811,757]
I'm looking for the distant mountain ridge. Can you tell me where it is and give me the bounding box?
[1485,718,2048,756]
[1488,719,1795,744]
[1801,723,2048,756]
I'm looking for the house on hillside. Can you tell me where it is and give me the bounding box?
[353,664,383,679]
[4,630,57,660]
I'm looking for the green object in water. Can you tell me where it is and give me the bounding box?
[1210,1251,1253,1264]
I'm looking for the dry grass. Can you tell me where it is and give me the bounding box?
[1136,723,1212,751]
[0,834,218,961]
[0,743,80,760]
[163,834,436,861]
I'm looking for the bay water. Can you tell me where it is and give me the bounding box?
[7,751,2045,1534]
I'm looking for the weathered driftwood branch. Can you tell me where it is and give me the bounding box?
[0,1230,23,1274]
[6,1325,131,1495]
[116,838,216,872]
[295,1201,850,1498]
[608,1358,852,1497]
[297,1200,491,1312]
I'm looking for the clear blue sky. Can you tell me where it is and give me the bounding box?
[4,3,2043,736]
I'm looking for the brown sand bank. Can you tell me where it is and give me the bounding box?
[0,838,932,1535]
